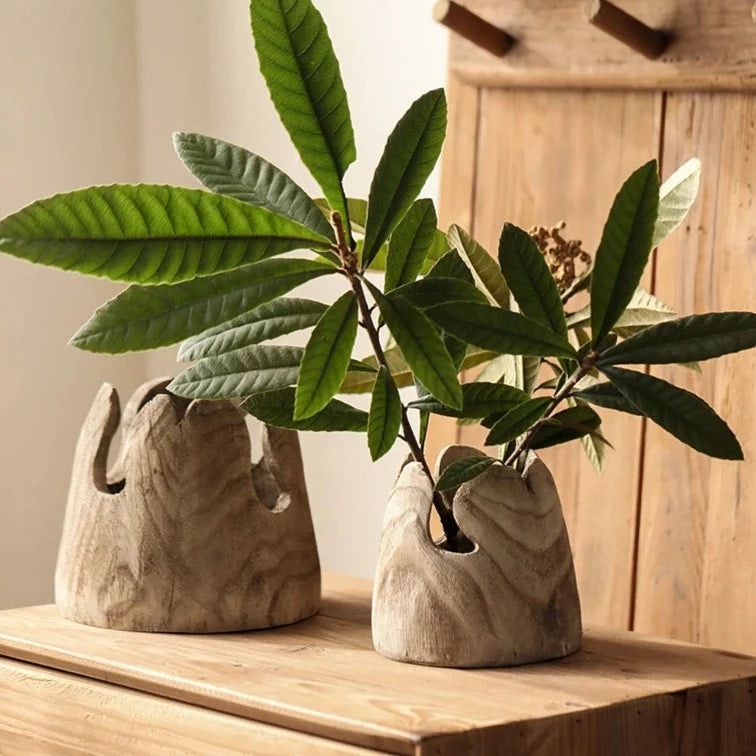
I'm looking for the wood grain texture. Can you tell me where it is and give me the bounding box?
[1,576,755,755]
[457,87,661,630]
[445,0,756,91]
[633,93,756,655]
[55,378,320,633]
[0,658,379,756]
[372,449,581,667]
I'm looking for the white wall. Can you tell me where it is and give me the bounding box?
[0,0,448,607]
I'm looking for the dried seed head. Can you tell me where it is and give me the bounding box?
[528,222,592,293]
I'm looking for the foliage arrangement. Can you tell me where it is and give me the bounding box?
[1,0,755,551]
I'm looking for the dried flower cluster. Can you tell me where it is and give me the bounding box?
[529,222,591,293]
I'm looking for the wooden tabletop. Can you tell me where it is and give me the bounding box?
[0,574,754,755]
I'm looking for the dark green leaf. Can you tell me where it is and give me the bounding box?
[427,302,578,359]
[498,222,566,335]
[243,387,367,432]
[177,297,327,361]
[250,0,354,231]
[70,258,334,353]
[426,249,473,283]
[590,160,660,343]
[598,312,756,366]
[366,280,462,409]
[367,367,402,460]
[574,381,642,416]
[447,224,509,308]
[385,199,437,291]
[389,276,487,310]
[530,405,602,449]
[0,184,333,284]
[600,365,743,459]
[485,397,552,446]
[408,382,529,418]
[362,89,447,265]
[173,132,335,243]
[435,455,497,491]
[295,291,359,419]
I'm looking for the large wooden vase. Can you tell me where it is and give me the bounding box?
[372,445,582,667]
[55,378,320,632]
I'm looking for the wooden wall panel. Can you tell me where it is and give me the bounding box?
[633,93,756,654]
[457,88,662,628]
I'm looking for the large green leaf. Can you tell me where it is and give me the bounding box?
[427,302,577,359]
[435,454,497,491]
[567,287,675,332]
[385,199,437,291]
[177,297,327,361]
[408,382,529,418]
[653,158,701,246]
[0,184,332,284]
[173,132,335,242]
[295,291,359,419]
[485,397,552,446]
[530,405,602,449]
[598,312,756,366]
[367,367,402,460]
[70,258,334,353]
[447,225,509,308]
[250,0,354,230]
[366,281,462,409]
[426,248,473,282]
[600,365,743,459]
[498,222,566,335]
[389,277,487,310]
[574,381,642,416]
[243,387,367,432]
[590,160,660,344]
[362,89,447,266]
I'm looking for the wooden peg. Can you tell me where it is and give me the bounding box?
[585,0,669,60]
[433,0,514,57]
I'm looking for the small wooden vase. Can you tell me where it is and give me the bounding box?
[372,445,582,667]
[55,378,321,632]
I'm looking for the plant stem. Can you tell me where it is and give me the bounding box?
[504,352,598,467]
[330,212,460,543]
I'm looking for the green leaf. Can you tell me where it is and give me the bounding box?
[567,287,675,332]
[250,0,354,231]
[653,158,701,247]
[173,132,335,244]
[408,382,529,418]
[498,222,566,335]
[295,291,359,419]
[582,429,610,474]
[389,277,487,310]
[427,302,578,359]
[598,312,756,366]
[70,258,334,353]
[530,405,602,449]
[177,297,327,361]
[367,367,402,460]
[243,387,367,432]
[366,280,462,409]
[447,225,509,308]
[0,184,333,284]
[574,382,642,416]
[385,199,437,291]
[435,454,497,491]
[485,397,552,446]
[600,365,743,460]
[362,89,447,265]
[590,160,660,343]
[426,248,473,283]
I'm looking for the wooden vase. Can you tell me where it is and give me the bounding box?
[372,445,582,667]
[55,378,320,633]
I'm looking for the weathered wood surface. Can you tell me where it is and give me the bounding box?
[372,449,581,667]
[55,378,320,633]
[0,658,378,756]
[1,575,755,755]
[444,0,756,91]
[633,93,756,654]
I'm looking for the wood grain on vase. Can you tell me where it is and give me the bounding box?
[55,378,320,633]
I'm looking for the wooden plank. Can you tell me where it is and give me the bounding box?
[0,657,381,756]
[444,0,756,92]
[0,575,754,755]
[633,92,756,655]
[460,87,662,630]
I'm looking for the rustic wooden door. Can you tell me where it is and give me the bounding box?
[430,0,756,654]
